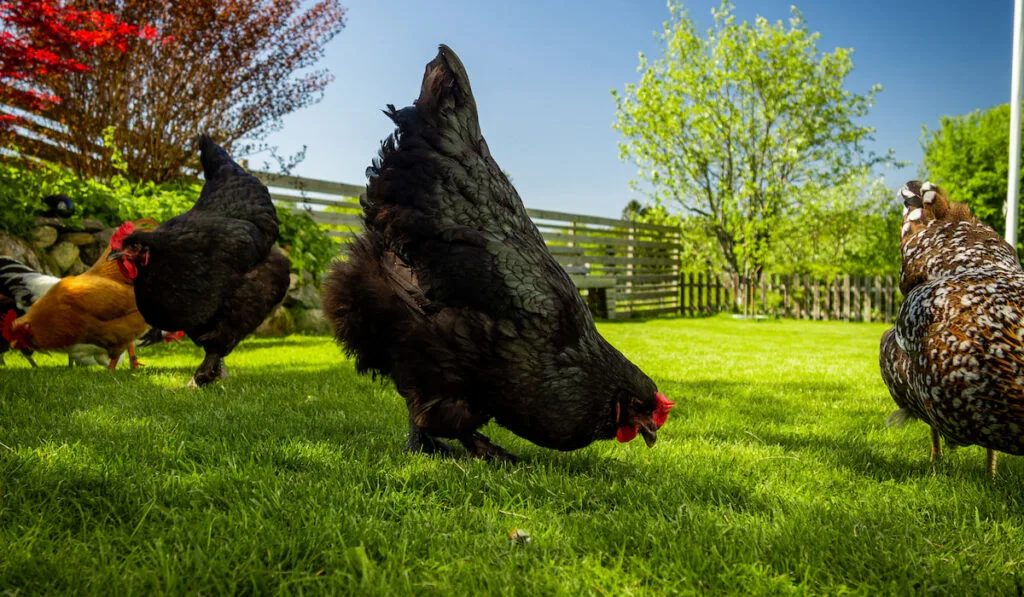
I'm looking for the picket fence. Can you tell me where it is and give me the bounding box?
[679,272,901,323]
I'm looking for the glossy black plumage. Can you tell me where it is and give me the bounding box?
[115,135,290,387]
[323,45,665,460]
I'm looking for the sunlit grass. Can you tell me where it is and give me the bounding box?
[2,315,1024,595]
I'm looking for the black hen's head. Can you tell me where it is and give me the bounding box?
[106,219,161,280]
[41,194,75,218]
[583,353,674,448]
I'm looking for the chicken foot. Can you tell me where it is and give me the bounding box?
[404,415,453,456]
[128,344,144,369]
[187,353,228,388]
[459,432,518,463]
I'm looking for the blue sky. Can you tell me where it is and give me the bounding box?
[264,0,1016,218]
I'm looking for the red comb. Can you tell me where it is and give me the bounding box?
[110,221,135,250]
[1,310,15,343]
[653,392,675,428]
[164,330,184,342]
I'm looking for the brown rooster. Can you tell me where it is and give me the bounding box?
[2,219,160,370]
[880,180,1024,475]
[322,45,673,461]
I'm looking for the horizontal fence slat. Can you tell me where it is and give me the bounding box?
[307,211,364,227]
[527,208,680,234]
[272,192,361,209]
[256,171,365,198]
[541,231,677,250]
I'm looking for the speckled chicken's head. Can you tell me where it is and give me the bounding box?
[896,181,1017,296]
[897,181,976,245]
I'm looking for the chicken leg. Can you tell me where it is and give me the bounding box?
[930,427,943,462]
[987,449,998,478]
[187,352,228,388]
[128,344,145,369]
[405,413,453,456]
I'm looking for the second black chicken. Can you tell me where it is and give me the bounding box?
[108,135,290,387]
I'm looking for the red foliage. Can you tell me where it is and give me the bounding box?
[0,0,159,127]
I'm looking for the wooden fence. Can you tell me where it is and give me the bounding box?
[255,171,683,319]
[678,272,901,323]
[5,127,898,322]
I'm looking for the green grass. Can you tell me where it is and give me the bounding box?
[3,315,1024,595]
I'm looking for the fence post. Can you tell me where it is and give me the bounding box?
[812,277,821,320]
[885,275,895,323]
[715,273,722,313]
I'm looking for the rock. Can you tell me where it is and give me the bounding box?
[292,308,331,334]
[59,232,96,246]
[49,241,80,273]
[36,216,63,228]
[255,305,293,336]
[94,229,114,247]
[0,232,45,271]
[82,219,106,232]
[32,226,58,248]
[302,270,314,285]
[67,258,89,276]
[289,273,300,291]
[286,283,322,310]
[79,242,104,268]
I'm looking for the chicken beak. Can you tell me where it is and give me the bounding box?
[639,422,658,448]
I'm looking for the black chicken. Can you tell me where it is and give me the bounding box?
[107,135,290,387]
[322,45,674,461]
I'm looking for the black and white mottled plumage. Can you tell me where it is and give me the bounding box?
[110,135,290,387]
[322,45,671,461]
[880,180,1024,475]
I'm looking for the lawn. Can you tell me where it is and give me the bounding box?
[2,315,1024,595]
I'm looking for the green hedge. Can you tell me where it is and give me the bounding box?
[0,157,339,283]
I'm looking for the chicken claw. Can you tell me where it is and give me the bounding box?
[460,433,518,463]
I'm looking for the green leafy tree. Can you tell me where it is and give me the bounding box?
[920,103,1020,250]
[767,174,902,279]
[613,1,895,278]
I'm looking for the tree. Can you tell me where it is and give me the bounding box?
[0,0,157,132]
[920,103,1021,250]
[613,2,895,278]
[22,0,346,182]
[766,174,902,279]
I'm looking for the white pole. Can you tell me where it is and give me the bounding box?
[1006,0,1024,246]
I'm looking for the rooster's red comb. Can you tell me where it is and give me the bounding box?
[110,221,135,250]
[1,310,15,343]
[653,392,675,428]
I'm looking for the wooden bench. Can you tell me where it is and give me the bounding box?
[562,263,618,320]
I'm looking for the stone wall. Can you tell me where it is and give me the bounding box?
[2,217,328,335]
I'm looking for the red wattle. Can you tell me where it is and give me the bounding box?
[1,310,16,343]
[118,260,138,280]
[616,425,638,443]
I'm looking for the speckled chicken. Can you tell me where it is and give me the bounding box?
[880,180,1024,475]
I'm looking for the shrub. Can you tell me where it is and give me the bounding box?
[0,157,338,280]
